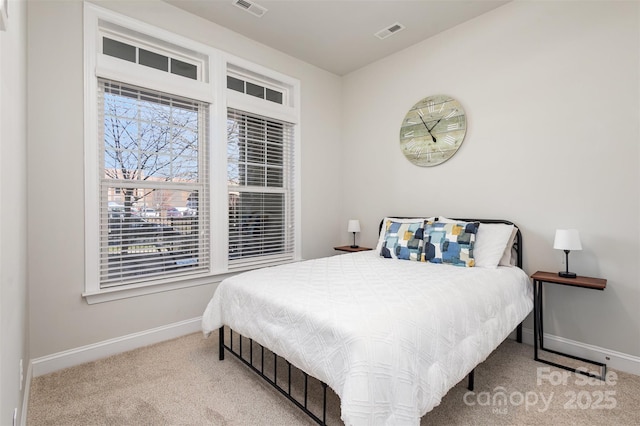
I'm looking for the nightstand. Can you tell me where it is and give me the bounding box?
[333,245,372,253]
[531,270,607,380]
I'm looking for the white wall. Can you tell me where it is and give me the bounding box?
[27,0,343,359]
[0,0,28,423]
[26,0,640,378]
[341,1,640,358]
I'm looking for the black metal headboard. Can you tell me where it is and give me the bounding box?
[378,217,523,268]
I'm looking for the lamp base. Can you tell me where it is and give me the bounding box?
[558,271,577,278]
[350,245,359,249]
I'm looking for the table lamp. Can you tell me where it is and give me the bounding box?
[553,229,582,278]
[348,219,361,248]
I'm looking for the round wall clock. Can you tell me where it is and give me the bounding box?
[399,94,467,167]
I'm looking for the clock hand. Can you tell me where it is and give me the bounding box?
[427,116,444,132]
[428,108,458,132]
[418,113,437,143]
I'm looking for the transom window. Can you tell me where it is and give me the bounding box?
[227,75,284,104]
[102,37,200,80]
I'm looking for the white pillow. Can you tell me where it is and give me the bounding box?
[375,217,435,253]
[499,227,519,266]
[437,216,458,223]
[473,223,515,268]
[439,217,517,268]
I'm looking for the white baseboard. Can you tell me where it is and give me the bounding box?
[29,319,640,381]
[518,327,640,376]
[21,361,32,426]
[31,317,202,377]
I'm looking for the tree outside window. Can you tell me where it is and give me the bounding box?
[100,79,208,287]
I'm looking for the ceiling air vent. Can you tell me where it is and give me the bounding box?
[233,0,268,18]
[375,22,406,40]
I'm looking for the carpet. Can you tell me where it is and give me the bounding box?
[28,332,640,425]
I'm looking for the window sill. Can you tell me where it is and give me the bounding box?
[83,257,302,304]
[82,273,236,304]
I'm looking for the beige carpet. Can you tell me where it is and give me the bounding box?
[28,332,640,425]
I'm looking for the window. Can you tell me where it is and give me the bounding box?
[102,37,199,80]
[227,75,284,104]
[99,80,209,287]
[84,5,300,302]
[227,109,295,269]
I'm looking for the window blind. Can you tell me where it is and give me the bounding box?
[98,79,210,287]
[227,108,295,269]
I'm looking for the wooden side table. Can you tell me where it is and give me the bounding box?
[333,245,372,253]
[531,270,607,380]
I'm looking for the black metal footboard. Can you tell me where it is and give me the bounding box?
[218,322,524,424]
[218,326,329,425]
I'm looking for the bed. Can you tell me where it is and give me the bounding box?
[202,217,533,425]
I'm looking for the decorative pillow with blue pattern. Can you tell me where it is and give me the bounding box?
[379,220,425,261]
[423,220,479,267]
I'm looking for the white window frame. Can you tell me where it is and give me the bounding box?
[83,3,300,304]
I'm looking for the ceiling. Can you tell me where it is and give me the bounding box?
[165,0,511,76]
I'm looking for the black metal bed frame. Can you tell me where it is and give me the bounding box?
[218,327,330,424]
[217,218,525,425]
[219,324,523,425]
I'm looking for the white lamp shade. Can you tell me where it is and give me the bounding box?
[347,219,361,233]
[553,229,582,251]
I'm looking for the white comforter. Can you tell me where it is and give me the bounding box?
[202,251,533,425]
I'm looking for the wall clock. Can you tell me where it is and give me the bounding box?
[399,95,467,167]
